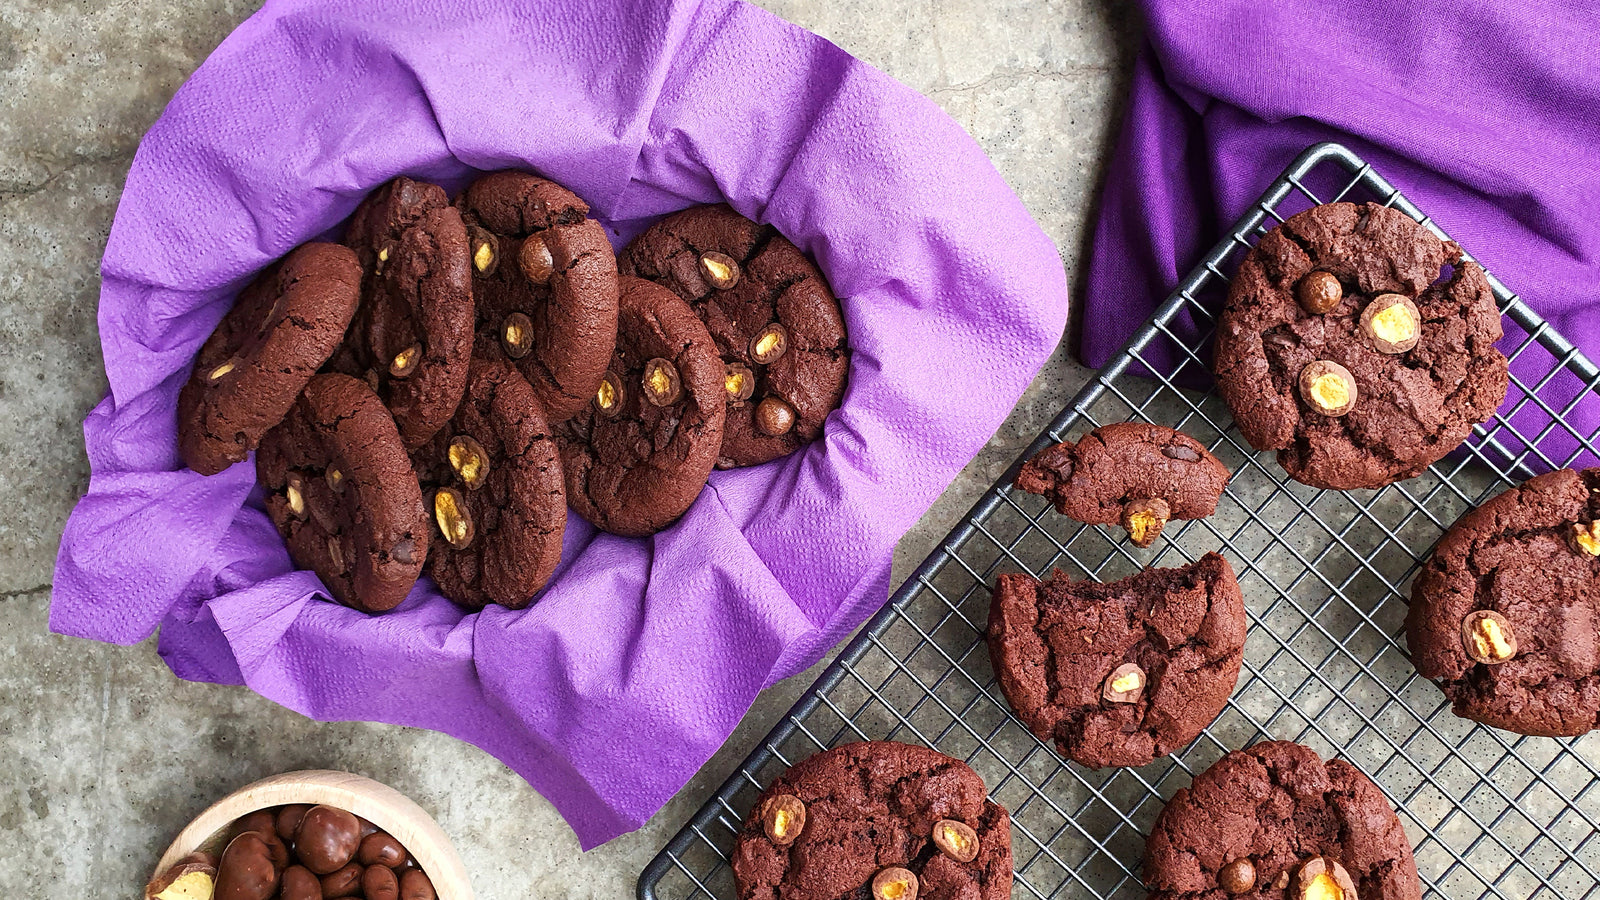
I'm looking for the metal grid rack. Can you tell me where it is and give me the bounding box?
[638,143,1600,900]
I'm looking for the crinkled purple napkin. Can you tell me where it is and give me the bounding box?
[49,0,1067,848]
[1083,0,1600,467]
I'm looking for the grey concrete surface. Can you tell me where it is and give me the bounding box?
[0,1,1137,896]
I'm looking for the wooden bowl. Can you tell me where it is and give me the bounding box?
[149,769,473,899]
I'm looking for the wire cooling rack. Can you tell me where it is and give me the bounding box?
[638,143,1600,900]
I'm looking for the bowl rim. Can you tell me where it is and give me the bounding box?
[149,769,472,900]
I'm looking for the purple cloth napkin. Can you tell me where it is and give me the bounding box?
[1083,0,1600,467]
[49,0,1067,848]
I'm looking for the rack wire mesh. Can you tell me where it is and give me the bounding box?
[638,142,1600,900]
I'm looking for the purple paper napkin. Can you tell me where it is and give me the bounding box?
[49,0,1068,848]
[1083,0,1600,467]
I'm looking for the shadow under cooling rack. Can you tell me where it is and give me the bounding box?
[639,143,1600,900]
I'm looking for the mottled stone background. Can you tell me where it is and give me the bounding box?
[0,1,1137,895]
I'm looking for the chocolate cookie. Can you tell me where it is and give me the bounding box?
[554,276,725,537]
[177,243,361,475]
[454,171,619,423]
[1016,423,1231,547]
[256,374,429,613]
[335,176,474,449]
[1406,468,1600,736]
[732,741,1012,900]
[1144,741,1421,900]
[988,552,1245,768]
[620,204,848,468]
[1215,201,1507,490]
[411,358,565,609]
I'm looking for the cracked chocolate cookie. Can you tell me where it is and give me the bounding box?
[455,171,620,424]
[411,358,565,610]
[732,741,1012,900]
[988,552,1245,768]
[178,243,361,475]
[1215,201,1507,490]
[620,204,848,468]
[334,176,474,449]
[1407,468,1600,736]
[1016,423,1231,547]
[256,373,429,613]
[1144,741,1421,900]
[555,276,725,536]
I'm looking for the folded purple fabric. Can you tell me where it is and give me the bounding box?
[1084,0,1600,467]
[49,0,1067,848]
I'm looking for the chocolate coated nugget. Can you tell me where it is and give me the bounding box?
[1215,201,1506,490]
[257,374,429,612]
[1407,467,1600,736]
[178,243,361,475]
[621,204,848,468]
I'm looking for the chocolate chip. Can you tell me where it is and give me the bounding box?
[595,371,624,418]
[1359,293,1421,354]
[389,539,417,566]
[1219,858,1256,895]
[519,233,555,284]
[1102,662,1147,703]
[388,343,422,378]
[1296,271,1343,315]
[1120,498,1171,548]
[761,794,806,846]
[1162,443,1201,462]
[1298,360,1358,417]
[931,818,980,862]
[724,362,756,403]
[467,224,498,277]
[698,251,741,290]
[642,358,683,407]
[433,488,474,549]
[871,867,919,900]
[1461,609,1516,665]
[755,396,797,437]
[448,434,490,490]
[1293,856,1357,900]
[501,312,534,359]
[749,323,790,365]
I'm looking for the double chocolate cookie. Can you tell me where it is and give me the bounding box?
[621,204,848,468]
[336,176,475,449]
[1407,468,1600,736]
[455,171,620,423]
[178,243,361,475]
[732,741,1012,900]
[1144,741,1421,900]
[1215,201,1507,490]
[1016,423,1231,547]
[988,552,1245,768]
[256,374,429,612]
[411,359,566,609]
[555,277,725,537]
